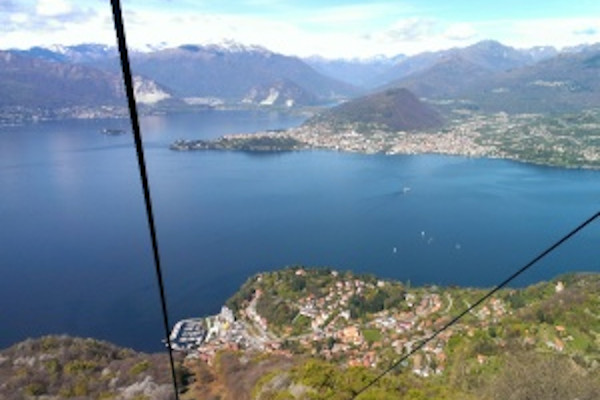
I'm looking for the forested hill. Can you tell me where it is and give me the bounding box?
[305,88,444,132]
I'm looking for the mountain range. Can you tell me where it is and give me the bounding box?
[2,40,600,116]
[0,51,126,109]
[0,50,175,110]
[304,40,560,89]
[2,42,358,111]
[127,44,358,104]
[379,41,600,113]
[460,47,600,113]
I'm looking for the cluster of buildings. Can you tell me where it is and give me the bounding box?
[0,105,128,125]
[174,109,599,168]
[175,270,574,378]
[170,306,270,364]
[172,270,462,374]
[288,123,497,158]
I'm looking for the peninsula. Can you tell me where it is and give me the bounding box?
[173,267,600,399]
[171,89,600,169]
[2,268,599,399]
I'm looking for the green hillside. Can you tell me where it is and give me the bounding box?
[306,88,444,133]
[0,336,186,399]
[3,269,599,399]
[216,267,600,399]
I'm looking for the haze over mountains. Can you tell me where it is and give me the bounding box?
[2,39,600,116]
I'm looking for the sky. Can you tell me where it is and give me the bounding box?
[1,0,600,58]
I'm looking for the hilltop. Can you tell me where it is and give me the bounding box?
[305,88,444,132]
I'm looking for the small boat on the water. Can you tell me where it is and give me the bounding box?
[101,128,126,135]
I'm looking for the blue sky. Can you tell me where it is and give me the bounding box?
[1,0,600,57]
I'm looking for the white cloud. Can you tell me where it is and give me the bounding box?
[36,0,72,17]
[444,23,478,41]
[0,4,113,49]
[361,18,481,56]
[1,3,600,58]
[371,18,438,42]
[574,27,598,36]
[9,13,29,24]
[476,17,600,50]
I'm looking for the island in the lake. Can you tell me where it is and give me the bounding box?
[171,88,600,169]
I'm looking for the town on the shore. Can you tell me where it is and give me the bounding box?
[170,110,600,169]
[169,267,574,378]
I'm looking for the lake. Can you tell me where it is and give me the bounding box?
[0,110,598,352]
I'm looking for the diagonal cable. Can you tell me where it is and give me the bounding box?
[349,210,600,399]
[109,1,180,398]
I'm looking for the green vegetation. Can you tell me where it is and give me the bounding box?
[175,105,600,169]
[171,134,305,152]
[362,329,382,345]
[216,268,600,398]
[227,267,408,335]
[467,109,600,168]
[0,336,183,400]
[253,358,477,400]
[257,295,297,329]
[306,88,444,132]
[4,270,600,399]
[130,360,151,376]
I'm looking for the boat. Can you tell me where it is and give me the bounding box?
[101,128,126,135]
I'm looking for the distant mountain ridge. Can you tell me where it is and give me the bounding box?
[460,49,600,113]
[376,41,600,113]
[307,40,561,89]
[0,51,173,110]
[377,40,557,89]
[304,54,406,88]
[128,44,359,105]
[0,51,125,109]
[8,43,118,64]
[386,55,492,99]
[4,42,359,109]
[3,39,600,116]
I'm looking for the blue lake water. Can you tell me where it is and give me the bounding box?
[0,110,598,352]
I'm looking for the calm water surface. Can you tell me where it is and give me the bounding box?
[0,110,598,351]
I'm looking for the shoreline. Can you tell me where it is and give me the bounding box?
[170,128,600,171]
[169,108,600,170]
[167,267,599,373]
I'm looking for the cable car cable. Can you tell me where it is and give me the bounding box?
[349,210,599,399]
[110,1,181,398]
